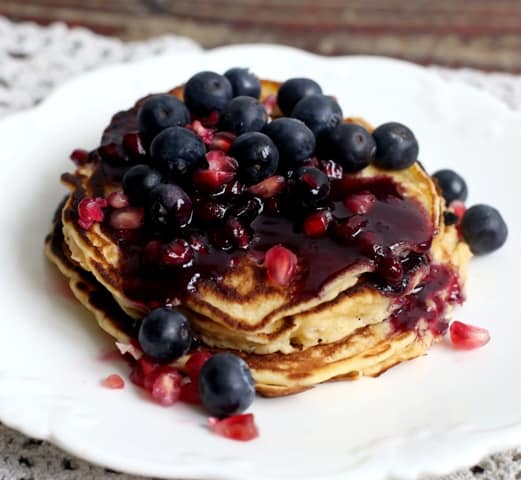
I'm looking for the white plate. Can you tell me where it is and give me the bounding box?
[0,45,520,480]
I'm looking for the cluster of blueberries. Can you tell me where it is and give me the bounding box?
[121,68,422,246]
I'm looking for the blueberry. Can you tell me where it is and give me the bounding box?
[228,132,279,185]
[292,166,330,209]
[432,169,468,204]
[198,353,255,417]
[321,123,375,173]
[277,78,322,116]
[147,183,193,230]
[138,94,190,140]
[219,96,267,135]
[224,68,261,98]
[183,71,233,117]
[150,126,206,176]
[460,204,508,254]
[138,307,192,363]
[122,165,163,206]
[263,118,315,166]
[373,122,419,170]
[291,94,343,138]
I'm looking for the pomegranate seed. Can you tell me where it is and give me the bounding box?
[332,215,366,242]
[150,369,183,406]
[223,179,246,197]
[209,131,236,153]
[110,207,144,230]
[248,176,286,198]
[344,193,376,215]
[201,111,220,127]
[107,191,129,209]
[180,381,201,405]
[303,210,332,237]
[70,148,90,165]
[143,365,180,391]
[226,218,251,249]
[208,413,259,441]
[377,255,404,284]
[189,120,215,144]
[98,143,124,164]
[78,197,106,229]
[123,132,147,158]
[320,159,343,179]
[194,170,236,191]
[185,352,213,381]
[206,150,238,172]
[188,234,209,253]
[161,239,193,266]
[195,201,228,222]
[449,321,490,350]
[262,94,277,115]
[101,374,125,389]
[450,200,466,220]
[130,356,159,388]
[265,245,298,286]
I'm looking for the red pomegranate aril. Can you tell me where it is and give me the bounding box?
[201,110,220,127]
[226,218,251,249]
[332,215,366,243]
[78,197,106,229]
[98,143,125,164]
[320,159,343,179]
[123,132,147,158]
[303,210,332,237]
[262,94,277,115]
[189,120,215,144]
[377,255,404,284]
[195,200,228,222]
[130,356,160,388]
[450,321,490,350]
[107,191,129,209]
[150,369,183,406]
[450,200,466,220]
[101,374,125,389]
[180,381,201,405]
[194,170,236,192]
[209,131,236,153]
[70,148,90,165]
[248,175,286,198]
[344,193,376,215]
[208,413,259,441]
[265,245,298,286]
[185,351,213,381]
[161,239,193,266]
[206,150,238,172]
[110,207,144,230]
[188,234,209,254]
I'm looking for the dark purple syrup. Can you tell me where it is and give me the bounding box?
[90,103,436,311]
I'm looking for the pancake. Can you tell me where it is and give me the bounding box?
[45,78,472,396]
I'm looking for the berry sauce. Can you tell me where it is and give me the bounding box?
[83,102,437,317]
[390,265,463,335]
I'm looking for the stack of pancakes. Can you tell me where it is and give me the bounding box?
[45,80,471,396]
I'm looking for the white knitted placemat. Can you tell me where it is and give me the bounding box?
[1,15,520,480]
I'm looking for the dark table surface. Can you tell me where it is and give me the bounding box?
[2,0,521,72]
